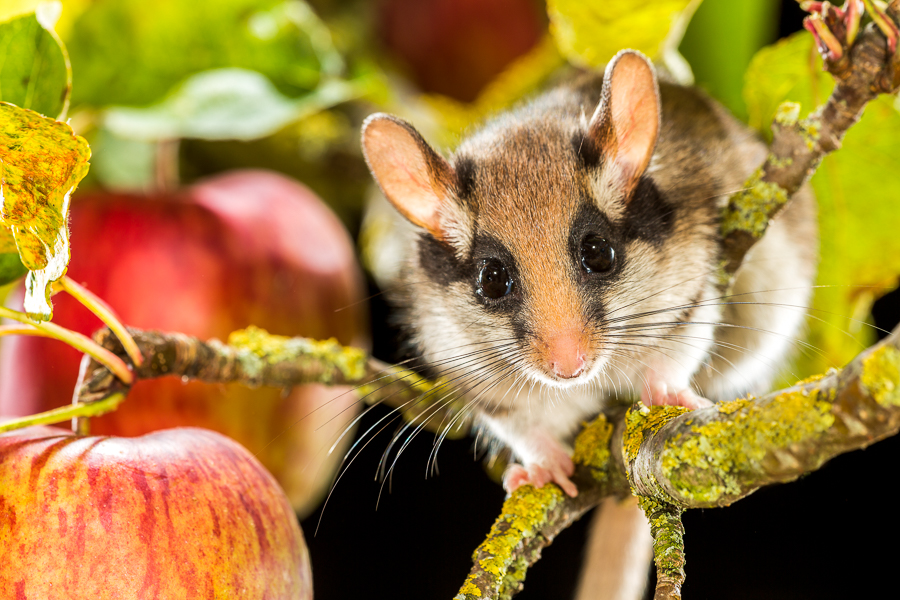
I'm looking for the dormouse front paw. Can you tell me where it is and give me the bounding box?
[641,377,713,410]
[502,434,578,497]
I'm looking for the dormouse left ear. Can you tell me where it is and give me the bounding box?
[361,113,456,242]
[587,49,660,199]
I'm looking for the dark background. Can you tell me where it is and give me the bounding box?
[302,3,900,598]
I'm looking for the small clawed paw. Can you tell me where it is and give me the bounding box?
[502,453,577,498]
[642,381,713,410]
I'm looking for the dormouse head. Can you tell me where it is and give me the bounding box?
[361,51,693,388]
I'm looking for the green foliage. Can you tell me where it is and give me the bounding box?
[0,103,90,320]
[103,68,363,141]
[66,0,340,109]
[0,6,70,120]
[679,0,778,121]
[547,0,698,67]
[744,33,900,374]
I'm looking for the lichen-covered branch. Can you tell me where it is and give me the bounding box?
[457,320,900,599]
[626,322,900,509]
[73,325,467,426]
[638,497,685,600]
[455,417,628,600]
[720,5,900,276]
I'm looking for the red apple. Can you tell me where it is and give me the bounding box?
[0,425,312,599]
[377,0,545,102]
[0,170,369,515]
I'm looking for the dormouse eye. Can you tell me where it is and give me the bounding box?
[477,259,513,299]
[581,234,615,274]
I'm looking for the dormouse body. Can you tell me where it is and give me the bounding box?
[362,51,816,496]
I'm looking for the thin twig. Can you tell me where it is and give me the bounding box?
[57,276,144,366]
[0,306,133,384]
[720,14,900,277]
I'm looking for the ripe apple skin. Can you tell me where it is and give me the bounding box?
[0,426,312,600]
[0,170,369,515]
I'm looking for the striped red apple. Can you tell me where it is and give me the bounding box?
[0,169,369,515]
[0,425,312,599]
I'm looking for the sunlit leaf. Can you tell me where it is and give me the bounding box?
[66,0,338,109]
[744,32,900,375]
[103,68,363,141]
[0,5,71,119]
[547,0,700,67]
[0,102,90,320]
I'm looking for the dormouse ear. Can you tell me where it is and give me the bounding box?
[361,113,456,241]
[587,50,660,198]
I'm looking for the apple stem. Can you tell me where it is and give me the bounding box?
[0,392,125,434]
[0,307,134,385]
[58,277,144,367]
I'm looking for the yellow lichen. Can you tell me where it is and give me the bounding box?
[572,415,613,481]
[766,155,794,169]
[774,101,800,125]
[717,397,753,415]
[661,388,834,503]
[228,325,367,382]
[720,167,789,238]
[623,405,689,463]
[793,372,825,386]
[799,116,821,150]
[456,577,482,599]
[861,345,900,407]
[637,496,685,579]
[466,484,563,598]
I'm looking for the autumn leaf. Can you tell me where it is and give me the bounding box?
[0,102,90,320]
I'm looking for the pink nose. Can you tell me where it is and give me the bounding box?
[546,333,587,379]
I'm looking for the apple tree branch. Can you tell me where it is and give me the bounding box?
[720,1,900,277]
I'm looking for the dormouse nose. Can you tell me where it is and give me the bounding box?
[545,328,587,379]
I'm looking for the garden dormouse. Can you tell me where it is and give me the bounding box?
[361,50,816,496]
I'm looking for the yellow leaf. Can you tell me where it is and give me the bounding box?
[0,102,90,320]
[547,0,701,67]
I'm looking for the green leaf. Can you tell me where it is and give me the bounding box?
[103,68,362,141]
[547,0,700,67]
[0,4,71,119]
[0,102,90,320]
[66,0,340,109]
[744,33,900,375]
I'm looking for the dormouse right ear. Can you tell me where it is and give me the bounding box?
[586,50,660,199]
[361,114,456,241]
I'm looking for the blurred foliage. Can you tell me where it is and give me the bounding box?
[103,68,363,141]
[547,0,699,67]
[0,7,70,119]
[680,0,779,121]
[66,0,338,108]
[420,35,565,145]
[744,32,900,376]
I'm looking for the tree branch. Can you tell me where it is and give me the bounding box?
[720,6,900,276]
[72,325,471,435]
[457,318,900,599]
